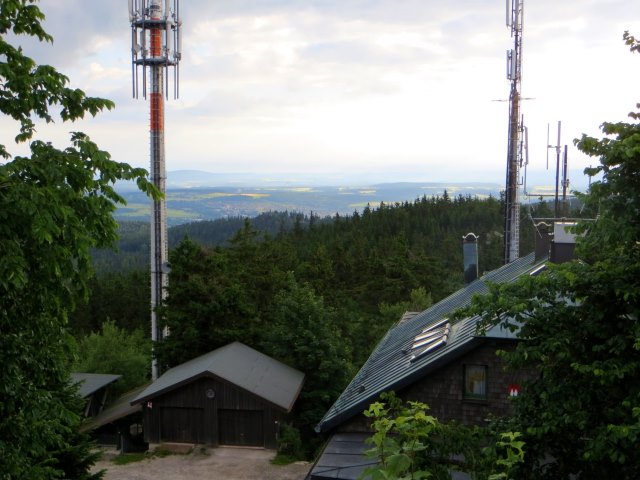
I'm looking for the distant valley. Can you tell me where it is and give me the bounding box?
[116,172,503,226]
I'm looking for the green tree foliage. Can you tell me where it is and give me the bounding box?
[169,211,313,249]
[361,393,525,480]
[262,274,354,451]
[88,212,314,275]
[81,192,541,354]
[462,102,640,477]
[379,287,433,327]
[74,321,151,397]
[90,221,150,273]
[0,1,153,477]
[154,232,292,368]
[52,384,105,480]
[71,270,150,335]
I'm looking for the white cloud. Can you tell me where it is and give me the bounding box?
[6,0,640,187]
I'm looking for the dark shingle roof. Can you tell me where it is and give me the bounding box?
[316,252,544,433]
[132,342,305,412]
[71,373,121,398]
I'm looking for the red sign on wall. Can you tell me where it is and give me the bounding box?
[508,384,520,397]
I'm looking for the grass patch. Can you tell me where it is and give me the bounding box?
[271,453,298,465]
[118,203,150,216]
[112,452,147,465]
[152,447,174,457]
[166,208,199,219]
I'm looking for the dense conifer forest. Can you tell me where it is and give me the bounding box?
[76,193,529,336]
[72,193,554,452]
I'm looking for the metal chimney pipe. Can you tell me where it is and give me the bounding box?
[463,233,480,284]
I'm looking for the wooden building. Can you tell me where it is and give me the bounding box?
[308,253,545,480]
[131,342,304,449]
[71,372,121,418]
[80,384,147,453]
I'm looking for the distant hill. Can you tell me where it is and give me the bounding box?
[115,177,503,226]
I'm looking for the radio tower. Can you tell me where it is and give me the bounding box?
[504,0,524,264]
[129,0,182,380]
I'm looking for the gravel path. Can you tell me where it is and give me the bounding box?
[93,447,311,480]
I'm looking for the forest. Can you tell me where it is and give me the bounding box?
[72,194,553,452]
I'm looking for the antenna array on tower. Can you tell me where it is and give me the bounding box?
[130,0,182,99]
[503,0,525,264]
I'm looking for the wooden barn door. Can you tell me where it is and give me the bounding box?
[160,407,204,443]
[218,409,263,447]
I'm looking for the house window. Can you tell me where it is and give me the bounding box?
[464,365,487,399]
[129,423,143,436]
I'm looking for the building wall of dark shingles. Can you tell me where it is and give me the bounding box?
[338,341,537,432]
[402,341,526,425]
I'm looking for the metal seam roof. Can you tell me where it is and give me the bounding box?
[316,252,545,433]
[71,373,121,398]
[132,341,305,412]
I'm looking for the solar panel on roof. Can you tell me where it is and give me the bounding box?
[409,318,450,361]
[529,264,547,276]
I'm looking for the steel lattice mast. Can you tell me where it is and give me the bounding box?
[504,0,524,264]
[129,0,181,380]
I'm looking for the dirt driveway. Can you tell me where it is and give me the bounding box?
[93,447,311,480]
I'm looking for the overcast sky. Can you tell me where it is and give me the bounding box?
[4,1,640,189]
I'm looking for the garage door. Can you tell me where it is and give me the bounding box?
[160,407,204,443]
[218,409,264,447]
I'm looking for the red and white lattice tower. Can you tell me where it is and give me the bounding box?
[129,0,181,380]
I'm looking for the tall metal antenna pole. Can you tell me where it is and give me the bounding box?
[554,122,561,218]
[130,0,182,380]
[503,0,524,264]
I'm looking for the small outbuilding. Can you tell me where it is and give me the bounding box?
[71,372,121,418]
[131,341,305,449]
[80,384,148,453]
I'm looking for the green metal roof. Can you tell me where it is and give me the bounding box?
[132,342,305,412]
[309,432,376,479]
[316,252,545,433]
[71,373,121,398]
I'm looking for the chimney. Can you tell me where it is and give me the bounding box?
[534,221,552,261]
[550,221,577,263]
[462,233,479,284]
